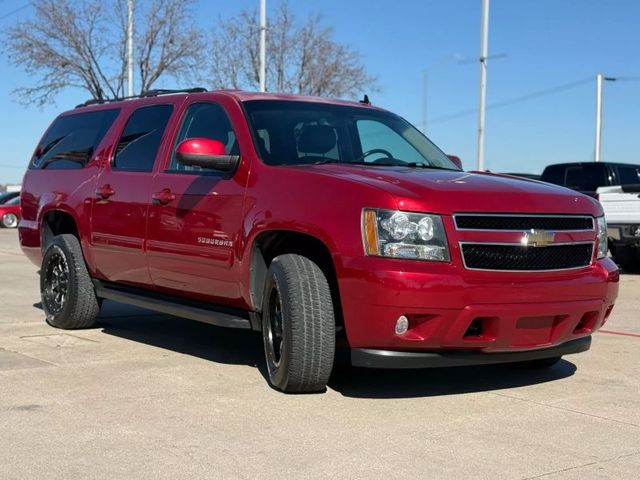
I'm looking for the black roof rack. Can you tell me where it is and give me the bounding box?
[75,87,208,109]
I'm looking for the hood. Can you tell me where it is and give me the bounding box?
[305,165,602,216]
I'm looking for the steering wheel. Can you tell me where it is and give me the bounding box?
[355,148,394,163]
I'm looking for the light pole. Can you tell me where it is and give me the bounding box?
[259,0,267,92]
[476,0,490,171]
[127,0,134,97]
[594,73,617,162]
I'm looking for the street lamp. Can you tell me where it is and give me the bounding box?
[594,73,617,162]
[477,0,490,171]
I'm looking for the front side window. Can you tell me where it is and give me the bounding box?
[31,109,120,170]
[168,102,238,173]
[243,100,458,170]
[113,104,173,172]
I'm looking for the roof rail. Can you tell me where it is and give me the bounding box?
[75,87,208,108]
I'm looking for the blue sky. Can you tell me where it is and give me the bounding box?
[1,0,639,183]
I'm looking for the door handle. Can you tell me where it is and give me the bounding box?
[152,188,176,205]
[95,184,115,199]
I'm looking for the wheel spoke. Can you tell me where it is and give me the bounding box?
[43,251,70,315]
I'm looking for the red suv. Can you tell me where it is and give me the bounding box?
[19,89,619,393]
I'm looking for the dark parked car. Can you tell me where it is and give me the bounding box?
[540,162,640,198]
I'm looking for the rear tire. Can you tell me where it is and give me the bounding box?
[1,213,18,228]
[40,234,100,329]
[261,254,335,393]
[513,356,562,368]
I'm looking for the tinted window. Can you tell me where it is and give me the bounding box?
[0,192,19,204]
[168,103,238,172]
[618,165,640,185]
[31,109,120,170]
[113,104,173,172]
[564,165,607,191]
[540,165,565,185]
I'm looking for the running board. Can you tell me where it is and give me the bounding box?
[93,280,251,330]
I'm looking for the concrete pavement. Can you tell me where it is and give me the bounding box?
[0,228,638,479]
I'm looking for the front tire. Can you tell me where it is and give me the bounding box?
[1,213,18,228]
[40,234,100,329]
[261,254,335,393]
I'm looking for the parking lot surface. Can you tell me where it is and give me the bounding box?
[0,228,638,479]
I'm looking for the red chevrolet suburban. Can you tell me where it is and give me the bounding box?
[19,89,619,393]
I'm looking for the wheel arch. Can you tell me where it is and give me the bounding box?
[40,208,81,252]
[248,229,344,331]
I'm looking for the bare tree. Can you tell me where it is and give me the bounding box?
[3,0,204,106]
[208,2,377,98]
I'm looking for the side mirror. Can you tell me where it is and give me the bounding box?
[176,138,239,172]
[447,155,463,170]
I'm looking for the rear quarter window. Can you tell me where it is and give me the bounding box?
[31,109,120,170]
[617,165,640,185]
[540,165,565,185]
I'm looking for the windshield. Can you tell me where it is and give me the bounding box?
[243,100,459,170]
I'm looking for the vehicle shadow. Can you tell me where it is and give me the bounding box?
[328,360,576,399]
[96,300,268,378]
[93,302,578,398]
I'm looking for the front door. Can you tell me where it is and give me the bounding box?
[91,103,176,287]
[146,100,249,305]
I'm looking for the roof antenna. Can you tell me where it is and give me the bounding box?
[360,94,371,105]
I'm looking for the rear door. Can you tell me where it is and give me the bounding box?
[146,99,249,305]
[90,102,179,287]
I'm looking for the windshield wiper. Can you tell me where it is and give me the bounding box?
[313,159,457,170]
[314,158,342,165]
[406,162,456,171]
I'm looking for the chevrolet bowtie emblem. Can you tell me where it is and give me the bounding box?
[521,229,555,247]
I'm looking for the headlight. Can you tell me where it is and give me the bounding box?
[362,209,450,261]
[596,216,608,259]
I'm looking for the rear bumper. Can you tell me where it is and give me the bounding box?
[352,336,591,369]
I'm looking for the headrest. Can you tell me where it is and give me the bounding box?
[297,125,337,154]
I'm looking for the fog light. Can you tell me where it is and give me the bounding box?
[395,315,409,336]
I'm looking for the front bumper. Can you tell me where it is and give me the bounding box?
[338,256,619,352]
[352,336,591,369]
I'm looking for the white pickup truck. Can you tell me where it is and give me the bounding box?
[597,184,640,271]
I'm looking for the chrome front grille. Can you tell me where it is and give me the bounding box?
[454,214,595,272]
